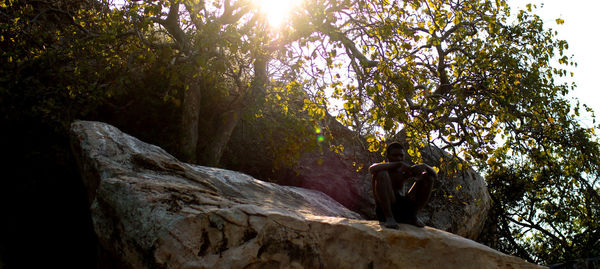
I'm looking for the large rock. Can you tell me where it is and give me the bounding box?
[417,144,491,240]
[70,121,541,268]
[290,117,490,239]
[292,148,375,220]
[290,116,380,219]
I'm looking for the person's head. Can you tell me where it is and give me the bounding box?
[385,142,405,162]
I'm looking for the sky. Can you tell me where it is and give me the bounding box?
[507,0,600,128]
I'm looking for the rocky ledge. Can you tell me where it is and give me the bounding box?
[70,120,544,269]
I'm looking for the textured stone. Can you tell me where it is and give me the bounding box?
[71,120,542,269]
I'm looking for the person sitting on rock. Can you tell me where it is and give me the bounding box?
[369,142,436,229]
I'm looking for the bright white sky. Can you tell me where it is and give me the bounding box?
[507,0,600,128]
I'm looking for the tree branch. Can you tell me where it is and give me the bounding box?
[157,0,188,53]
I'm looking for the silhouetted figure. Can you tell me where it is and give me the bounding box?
[369,142,436,228]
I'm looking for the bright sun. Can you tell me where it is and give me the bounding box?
[253,0,302,27]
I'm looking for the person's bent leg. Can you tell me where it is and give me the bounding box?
[373,171,399,229]
[406,164,436,227]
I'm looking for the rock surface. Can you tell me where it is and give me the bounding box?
[416,144,491,240]
[289,116,380,219]
[71,120,542,268]
[291,117,491,239]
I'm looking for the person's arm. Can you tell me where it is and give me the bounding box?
[369,161,411,175]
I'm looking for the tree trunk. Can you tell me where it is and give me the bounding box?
[179,82,202,163]
[198,55,268,166]
[199,108,240,167]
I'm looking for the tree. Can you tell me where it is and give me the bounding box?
[116,0,285,165]
[1,0,318,166]
[282,0,599,264]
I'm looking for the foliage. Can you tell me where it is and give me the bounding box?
[0,0,182,155]
[0,0,136,132]
[222,80,319,182]
[112,0,308,164]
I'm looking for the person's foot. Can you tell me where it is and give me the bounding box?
[382,218,400,229]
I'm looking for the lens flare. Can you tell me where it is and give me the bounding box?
[315,127,324,142]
